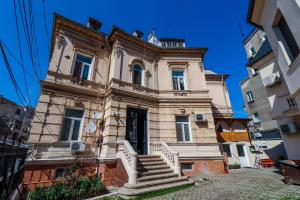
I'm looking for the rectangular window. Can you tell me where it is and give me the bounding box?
[249,47,256,56]
[223,144,232,157]
[277,15,299,61]
[60,108,84,142]
[55,168,65,179]
[172,71,185,90]
[176,116,191,142]
[181,163,193,171]
[246,91,254,102]
[253,112,260,123]
[236,144,245,157]
[73,54,92,80]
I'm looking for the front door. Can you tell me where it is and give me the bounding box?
[126,107,148,155]
[236,144,249,167]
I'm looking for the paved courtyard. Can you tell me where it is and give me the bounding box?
[152,168,300,200]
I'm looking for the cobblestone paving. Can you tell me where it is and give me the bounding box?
[152,168,300,200]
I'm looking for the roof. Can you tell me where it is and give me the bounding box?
[243,28,259,45]
[246,39,272,66]
[159,38,185,42]
[204,70,217,75]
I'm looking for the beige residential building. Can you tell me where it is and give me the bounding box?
[247,0,300,160]
[23,14,240,195]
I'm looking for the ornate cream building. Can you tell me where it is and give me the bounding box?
[23,14,235,196]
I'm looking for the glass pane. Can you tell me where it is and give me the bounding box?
[133,65,143,72]
[172,71,184,77]
[179,78,185,90]
[76,54,92,64]
[82,64,89,80]
[133,70,142,85]
[173,77,179,90]
[184,124,190,141]
[73,61,82,78]
[71,120,81,140]
[237,145,245,157]
[65,109,83,118]
[176,123,183,142]
[223,144,232,157]
[176,116,189,123]
[60,118,71,141]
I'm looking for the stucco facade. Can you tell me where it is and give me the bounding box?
[248,0,300,160]
[23,14,232,191]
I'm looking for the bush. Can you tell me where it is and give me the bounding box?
[30,178,105,200]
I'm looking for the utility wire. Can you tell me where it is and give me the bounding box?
[41,0,50,51]
[164,0,181,35]
[0,39,39,83]
[0,42,27,105]
[28,0,42,78]
[13,0,32,106]
[17,0,40,81]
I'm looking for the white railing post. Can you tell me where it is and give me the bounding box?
[116,140,137,185]
[151,141,181,177]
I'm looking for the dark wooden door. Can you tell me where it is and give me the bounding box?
[126,108,147,155]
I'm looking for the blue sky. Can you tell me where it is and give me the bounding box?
[0,0,253,117]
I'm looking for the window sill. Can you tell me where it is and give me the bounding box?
[287,53,300,75]
[173,90,191,96]
[247,100,255,104]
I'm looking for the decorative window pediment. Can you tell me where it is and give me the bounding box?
[168,61,189,70]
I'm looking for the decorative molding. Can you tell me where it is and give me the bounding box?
[114,46,124,58]
[57,36,66,49]
[167,61,189,70]
[128,58,145,72]
[145,70,151,78]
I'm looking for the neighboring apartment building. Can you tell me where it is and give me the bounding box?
[0,96,33,199]
[204,71,254,168]
[247,0,300,160]
[23,14,241,195]
[240,29,287,164]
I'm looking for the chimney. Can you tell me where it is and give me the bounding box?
[87,17,102,32]
[133,30,144,39]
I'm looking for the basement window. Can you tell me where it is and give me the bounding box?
[181,163,193,171]
[55,168,65,179]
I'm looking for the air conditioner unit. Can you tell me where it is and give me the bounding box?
[194,113,207,122]
[280,123,300,135]
[70,141,85,152]
[263,72,281,87]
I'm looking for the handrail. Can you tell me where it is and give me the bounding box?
[151,141,181,177]
[116,140,137,184]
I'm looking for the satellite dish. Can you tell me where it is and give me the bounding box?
[85,122,97,134]
[92,112,102,120]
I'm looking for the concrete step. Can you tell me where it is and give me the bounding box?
[137,173,178,182]
[138,169,174,177]
[138,158,163,163]
[124,176,189,189]
[119,179,194,198]
[138,164,169,171]
[137,155,160,159]
[138,161,166,166]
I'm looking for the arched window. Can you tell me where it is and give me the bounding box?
[132,64,143,85]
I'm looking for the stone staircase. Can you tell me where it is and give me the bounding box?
[118,155,193,198]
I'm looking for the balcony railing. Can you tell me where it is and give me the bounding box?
[217,131,250,142]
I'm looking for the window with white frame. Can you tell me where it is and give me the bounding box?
[60,108,84,141]
[73,54,92,80]
[246,91,254,102]
[253,112,260,123]
[132,64,144,85]
[172,70,185,90]
[175,116,191,142]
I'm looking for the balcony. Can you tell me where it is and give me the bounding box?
[217,131,250,142]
